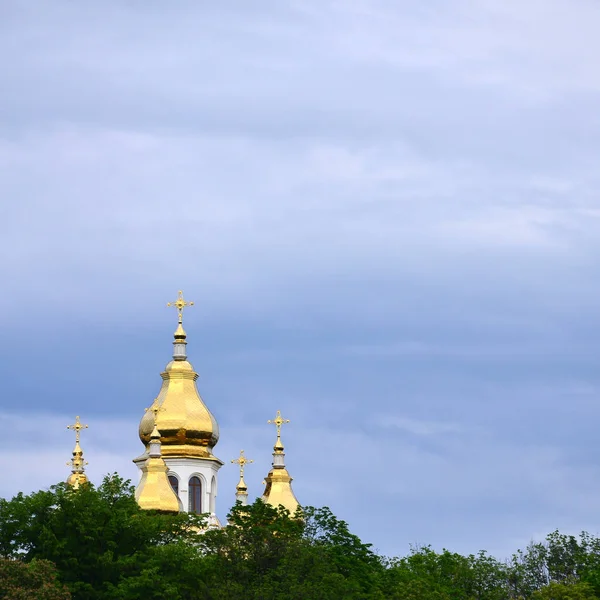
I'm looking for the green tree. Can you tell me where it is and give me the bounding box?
[532,581,598,600]
[508,532,600,598]
[0,474,206,600]
[380,545,509,600]
[9,475,600,600]
[0,557,71,600]
[199,500,383,599]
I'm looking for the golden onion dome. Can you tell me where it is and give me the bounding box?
[138,295,220,461]
[261,467,299,514]
[67,471,88,488]
[66,416,89,490]
[136,419,180,513]
[261,411,300,514]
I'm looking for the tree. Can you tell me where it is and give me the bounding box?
[508,532,600,599]
[380,545,509,600]
[199,500,384,599]
[0,557,71,600]
[532,581,598,600]
[0,474,207,600]
[6,475,600,600]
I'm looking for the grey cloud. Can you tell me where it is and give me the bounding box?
[1,0,600,561]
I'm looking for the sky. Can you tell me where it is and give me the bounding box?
[1,0,600,560]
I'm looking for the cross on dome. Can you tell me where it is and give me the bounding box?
[66,416,89,489]
[167,290,194,324]
[145,404,166,440]
[67,416,88,443]
[231,450,253,477]
[268,410,290,437]
[146,403,165,423]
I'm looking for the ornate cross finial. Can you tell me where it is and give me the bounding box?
[268,410,290,438]
[146,402,165,424]
[67,416,88,443]
[231,450,253,477]
[167,290,194,324]
[146,404,166,440]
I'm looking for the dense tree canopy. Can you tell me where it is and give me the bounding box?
[0,557,70,600]
[2,475,600,599]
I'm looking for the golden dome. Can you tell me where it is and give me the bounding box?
[67,472,88,489]
[232,450,253,502]
[66,416,89,490]
[136,422,180,513]
[261,410,300,514]
[135,457,180,512]
[261,467,299,514]
[138,306,220,461]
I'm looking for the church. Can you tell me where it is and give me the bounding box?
[65,291,300,522]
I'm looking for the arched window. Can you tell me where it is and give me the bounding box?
[168,476,179,495]
[189,476,202,514]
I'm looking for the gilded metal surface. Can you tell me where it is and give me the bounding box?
[261,467,299,513]
[66,472,88,489]
[136,410,180,512]
[135,455,180,512]
[138,359,220,457]
[235,476,248,493]
[232,450,253,494]
[67,416,88,442]
[261,412,299,513]
[66,416,89,489]
[138,294,220,460]
[231,450,253,477]
[267,410,290,438]
[167,290,194,324]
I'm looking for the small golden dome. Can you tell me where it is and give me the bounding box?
[236,475,248,493]
[135,455,180,513]
[261,410,299,514]
[174,322,186,338]
[261,467,299,514]
[67,472,88,488]
[66,416,89,490]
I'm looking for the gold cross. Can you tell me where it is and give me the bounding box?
[146,403,165,424]
[268,410,290,437]
[67,416,88,443]
[231,450,253,477]
[167,290,194,324]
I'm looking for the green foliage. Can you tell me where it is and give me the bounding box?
[0,557,71,600]
[509,531,600,599]
[199,500,381,599]
[3,477,600,599]
[532,581,598,600]
[380,546,509,600]
[0,474,206,600]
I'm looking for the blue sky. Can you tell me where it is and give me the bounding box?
[1,0,600,559]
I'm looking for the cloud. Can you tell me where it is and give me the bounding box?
[377,415,464,436]
[1,0,600,562]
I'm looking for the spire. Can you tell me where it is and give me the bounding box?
[268,410,289,466]
[66,416,89,489]
[135,406,180,513]
[135,289,221,462]
[231,450,253,505]
[261,410,299,514]
[167,290,194,361]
